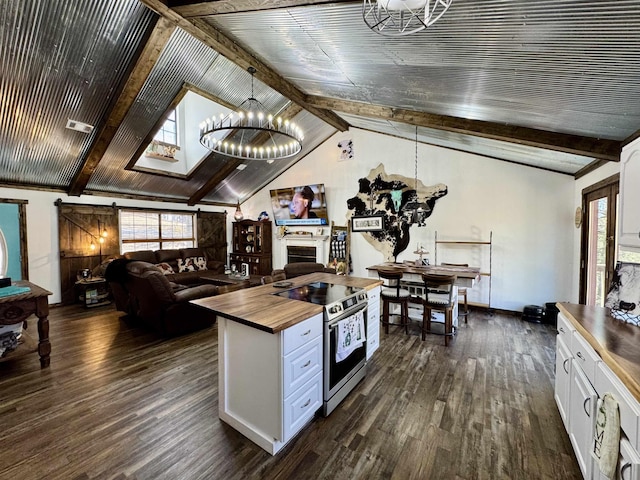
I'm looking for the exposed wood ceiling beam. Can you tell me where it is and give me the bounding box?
[188,103,304,205]
[68,17,176,196]
[306,96,622,162]
[169,0,357,18]
[139,0,349,132]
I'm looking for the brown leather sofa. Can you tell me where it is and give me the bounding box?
[271,262,336,279]
[123,247,225,285]
[106,260,221,336]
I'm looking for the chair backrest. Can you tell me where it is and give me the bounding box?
[441,262,469,267]
[261,275,273,285]
[378,267,406,297]
[422,273,457,306]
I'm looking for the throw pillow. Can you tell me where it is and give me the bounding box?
[155,262,174,275]
[177,256,207,272]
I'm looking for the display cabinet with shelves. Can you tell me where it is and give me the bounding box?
[230,220,272,276]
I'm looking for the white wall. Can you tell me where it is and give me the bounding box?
[0,187,233,304]
[241,128,576,312]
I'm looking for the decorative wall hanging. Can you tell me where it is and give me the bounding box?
[338,138,354,161]
[346,163,448,262]
[351,215,385,232]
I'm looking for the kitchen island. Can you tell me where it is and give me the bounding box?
[192,272,382,455]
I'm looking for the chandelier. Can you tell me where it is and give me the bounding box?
[363,0,452,36]
[199,67,303,160]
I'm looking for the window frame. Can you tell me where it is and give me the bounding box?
[119,209,197,253]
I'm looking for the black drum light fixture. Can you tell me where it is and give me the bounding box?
[199,67,303,161]
[363,0,452,36]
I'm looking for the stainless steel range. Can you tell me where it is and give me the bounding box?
[274,281,369,416]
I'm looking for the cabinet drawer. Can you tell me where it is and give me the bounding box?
[596,361,640,449]
[571,331,599,386]
[283,337,322,398]
[283,313,322,355]
[283,374,322,442]
[557,313,574,346]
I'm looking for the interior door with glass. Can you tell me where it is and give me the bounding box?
[580,178,618,306]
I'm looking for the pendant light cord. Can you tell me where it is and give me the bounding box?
[414,125,418,193]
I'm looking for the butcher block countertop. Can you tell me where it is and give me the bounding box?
[191,272,382,334]
[558,302,640,402]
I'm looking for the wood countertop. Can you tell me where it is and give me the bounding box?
[557,302,640,402]
[191,272,382,334]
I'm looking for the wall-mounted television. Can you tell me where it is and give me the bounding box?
[270,184,329,226]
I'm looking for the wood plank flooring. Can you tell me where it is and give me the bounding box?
[0,305,581,479]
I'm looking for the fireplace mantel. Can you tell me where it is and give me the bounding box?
[279,234,330,267]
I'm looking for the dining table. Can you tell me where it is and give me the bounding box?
[366,262,481,289]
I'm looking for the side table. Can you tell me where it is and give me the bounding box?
[0,281,53,368]
[75,277,111,308]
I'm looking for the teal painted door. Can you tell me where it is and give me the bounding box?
[0,203,22,280]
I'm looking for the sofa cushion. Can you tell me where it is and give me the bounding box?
[180,247,206,259]
[155,262,175,275]
[155,249,181,263]
[124,250,156,263]
[177,256,207,272]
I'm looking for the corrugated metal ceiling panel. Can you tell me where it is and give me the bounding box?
[0,0,156,188]
[205,0,640,142]
[339,113,593,174]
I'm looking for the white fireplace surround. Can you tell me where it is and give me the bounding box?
[279,234,330,268]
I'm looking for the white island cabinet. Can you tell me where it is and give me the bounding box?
[619,136,640,249]
[366,285,381,359]
[218,313,323,455]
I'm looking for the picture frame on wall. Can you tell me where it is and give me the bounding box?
[351,215,385,232]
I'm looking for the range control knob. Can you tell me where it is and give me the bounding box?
[329,304,342,315]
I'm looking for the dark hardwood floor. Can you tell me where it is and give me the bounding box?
[0,304,581,480]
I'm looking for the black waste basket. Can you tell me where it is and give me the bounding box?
[522,305,544,323]
[544,302,559,327]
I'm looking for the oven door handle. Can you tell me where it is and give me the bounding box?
[327,306,368,331]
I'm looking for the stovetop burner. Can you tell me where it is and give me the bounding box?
[273,281,362,306]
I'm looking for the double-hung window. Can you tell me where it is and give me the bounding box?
[119,210,196,254]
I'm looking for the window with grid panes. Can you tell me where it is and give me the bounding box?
[153,109,177,146]
[119,210,196,254]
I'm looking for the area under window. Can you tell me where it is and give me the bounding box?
[119,210,196,254]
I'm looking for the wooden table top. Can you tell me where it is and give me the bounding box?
[0,281,52,304]
[191,272,382,334]
[367,262,481,279]
[557,302,640,402]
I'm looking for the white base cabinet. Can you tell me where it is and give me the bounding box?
[367,285,380,359]
[555,311,640,479]
[218,313,323,455]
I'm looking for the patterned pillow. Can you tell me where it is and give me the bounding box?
[177,256,207,272]
[155,262,174,275]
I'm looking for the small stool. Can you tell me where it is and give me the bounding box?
[378,268,411,334]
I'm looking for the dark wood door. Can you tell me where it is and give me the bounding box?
[57,202,119,305]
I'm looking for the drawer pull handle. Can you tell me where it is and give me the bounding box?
[576,351,584,360]
[562,358,570,374]
[583,397,591,417]
[621,462,631,480]
[302,360,311,368]
[558,327,565,333]
[301,399,311,408]
[301,330,311,336]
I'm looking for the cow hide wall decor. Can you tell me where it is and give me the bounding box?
[347,164,448,261]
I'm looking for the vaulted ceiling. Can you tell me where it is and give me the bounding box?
[2,0,639,207]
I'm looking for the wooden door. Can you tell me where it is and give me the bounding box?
[57,202,119,305]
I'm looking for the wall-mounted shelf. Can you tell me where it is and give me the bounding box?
[434,231,493,308]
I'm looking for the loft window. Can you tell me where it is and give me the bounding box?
[119,209,196,253]
[155,109,178,146]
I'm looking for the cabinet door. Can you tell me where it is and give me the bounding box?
[555,335,572,430]
[619,140,640,248]
[594,436,640,480]
[570,363,598,480]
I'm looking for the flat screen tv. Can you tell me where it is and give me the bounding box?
[270,184,329,226]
